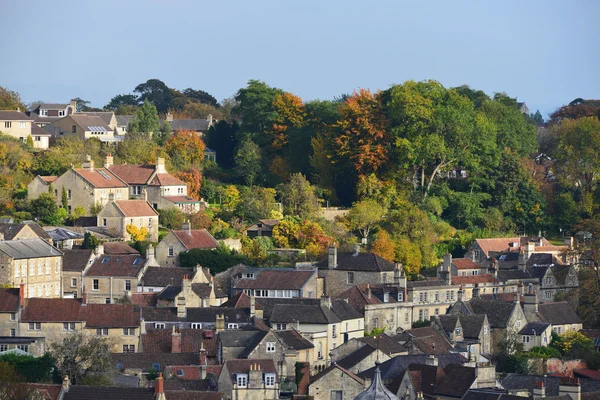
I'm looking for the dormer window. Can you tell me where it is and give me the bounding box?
[244,273,255,279]
[455,328,461,335]
[383,292,389,303]
[59,110,65,116]
[40,109,48,116]
[236,374,248,387]
[264,373,276,386]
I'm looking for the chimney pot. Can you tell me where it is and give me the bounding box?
[155,372,164,394]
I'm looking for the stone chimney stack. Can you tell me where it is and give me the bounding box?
[199,342,207,379]
[320,296,332,309]
[146,244,156,266]
[176,294,186,318]
[564,236,574,250]
[82,155,94,171]
[518,250,527,272]
[353,244,360,256]
[216,314,225,333]
[182,221,191,234]
[207,114,213,126]
[328,246,337,269]
[366,284,372,299]
[559,377,581,400]
[472,283,480,299]
[62,375,70,393]
[525,241,535,260]
[171,326,182,353]
[523,283,538,315]
[250,296,256,318]
[166,112,173,122]
[249,362,262,387]
[533,381,546,398]
[440,253,452,285]
[19,282,25,308]
[95,243,104,257]
[155,373,166,400]
[69,99,77,114]
[156,157,167,174]
[104,153,113,169]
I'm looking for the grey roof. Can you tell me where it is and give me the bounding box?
[354,362,396,400]
[70,114,112,131]
[497,268,532,281]
[407,279,448,288]
[519,322,550,335]
[468,298,517,329]
[316,252,396,272]
[274,329,314,350]
[357,334,408,355]
[537,302,582,325]
[218,330,264,348]
[270,304,341,324]
[62,249,94,272]
[458,314,487,339]
[36,103,69,110]
[0,111,32,121]
[331,299,363,320]
[186,307,251,324]
[255,298,321,319]
[163,119,210,132]
[156,285,182,300]
[527,253,556,267]
[78,111,114,125]
[116,115,134,126]
[0,222,52,241]
[0,238,61,259]
[501,374,600,396]
[358,353,467,380]
[64,386,155,400]
[336,345,376,370]
[45,227,84,241]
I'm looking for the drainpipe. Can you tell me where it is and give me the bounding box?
[110,277,113,303]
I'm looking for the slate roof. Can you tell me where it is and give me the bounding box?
[270,304,341,324]
[331,299,364,320]
[141,307,179,322]
[73,167,127,188]
[336,345,376,370]
[457,315,486,339]
[78,111,114,125]
[219,330,264,347]
[192,283,227,299]
[497,268,532,282]
[130,292,157,307]
[103,242,140,255]
[223,359,277,378]
[141,267,191,287]
[435,364,477,397]
[45,227,85,242]
[407,279,448,288]
[114,200,158,217]
[358,334,408,355]
[0,238,61,259]
[0,288,20,312]
[501,374,600,397]
[187,307,251,324]
[70,114,112,131]
[0,222,52,241]
[402,326,454,354]
[246,219,280,231]
[316,252,396,272]
[87,255,146,277]
[109,164,155,185]
[116,115,134,126]
[453,258,480,270]
[310,362,365,385]
[275,328,314,350]
[157,285,182,300]
[111,352,200,370]
[167,119,210,132]
[519,322,551,335]
[220,292,264,310]
[234,269,315,291]
[163,196,202,204]
[468,298,517,328]
[172,229,219,250]
[62,249,93,272]
[537,302,582,325]
[0,111,33,120]
[21,298,84,322]
[165,391,225,400]
[254,298,321,319]
[358,353,467,381]
[141,329,217,356]
[527,253,557,267]
[84,304,140,328]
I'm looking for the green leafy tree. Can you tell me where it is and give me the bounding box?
[237,186,278,222]
[180,244,249,273]
[133,79,174,113]
[183,88,218,107]
[234,136,263,186]
[0,353,55,383]
[159,207,186,229]
[82,232,99,250]
[61,187,68,210]
[115,131,159,165]
[127,99,161,136]
[277,173,319,219]
[204,121,240,169]
[346,199,387,242]
[530,110,544,125]
[233,79,284,134]
[0,86,27,110]
[104,94,139,111]
[30,193,60,225]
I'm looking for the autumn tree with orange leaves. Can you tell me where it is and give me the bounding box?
[165,130,206,171]
[175,167,202,199]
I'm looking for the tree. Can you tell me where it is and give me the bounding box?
[115,132,159,165]
[159,207,186,229]
[104,94,138,111]
[153,120,171,146]
[237,186,278,222]
[530,110,544,125]
[165,130,206,171]
[0,353,55,383]
[127,100,161,135]
[50,332,113,385]
[346,199,387,242]
[394,237,422,275]
[67,206,86,225]
[82,232,99,250]
[180,245,249,274]
[0,86,27,110]
[277,173,319,219]
[222,185,240,212]
[234,80,284,134]
[234,137,263,186]
[126,225,148,242]
[71,97,96,112]
[204,121,239,169]
[183,88,218,107]
[30,193,63,225]
[371,230,395,261]
[175,168,202,199]
[134,79,174,113]
[61,187,68,210]
[25,135,33,148]
[549,99,600,124]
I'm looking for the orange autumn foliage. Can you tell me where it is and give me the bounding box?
[371,230,396,261]
[270,92,305,149]
[175,167,202,200]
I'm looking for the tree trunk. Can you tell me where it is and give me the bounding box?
[422,162,446,202]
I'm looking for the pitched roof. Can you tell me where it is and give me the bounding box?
[451,274,499,285]
[113,200,158,217]
[84,304,140,328]
[270,304,341,324]
[220,292,264,310]
[21,298,84,322]
[358,334,408,355]
[403,326,454,354]
[78,111,114,125]
[537,302,582,325]
[62,249,94,271]
[18,383,62,400]
[40,176,58,183]
[111,352,199,370]
[149,173,185,186]
[86,255,146,277]
[0,110,33,120]
[73,167,127,188]
[234,269,314,291]
[163,196,202,204]
[475,237,521,256]
[157,285,182,300]
[103,242,140,255]
[219,330,265,348]
[0,288,20,312]
[275,328,314,350]
[35,103,69,110]
[45,227,85,242]
[192,283,227,299]
[141,267,191,287]
[453,258,480,270]
[0,238,61,259]
[337,345,377,370]
[457,314,487,339]
[331,299,364,320]
[109,164,155,185]
[116,115,134,126]
[519,322,551,335]
[141,329,217,356]
[501,374,600,397]
[223,359,277,378]
[468,298,518,328]
[251,297,321,319]
[316,251,396,272]
[129,292,157,307]
[311,362,365,385]
[435,364,477,397]
[70,114,112,131]
[246,219,280,231]
[172,229,219,250]
[165,390,225,400]
[358,354,467,381]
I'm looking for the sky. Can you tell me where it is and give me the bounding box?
[1,0,599,118]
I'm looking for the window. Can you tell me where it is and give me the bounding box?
[347,272,354,284]
[71,278,77,287]
[331,391,343,400]
[484,326,488,334]
[434,308,439,316]
[63,322,75,331]
[450,291,455,300]
[228,323,239,329]
[123,328,135,335]
[237,374,248,387]
[125,280,131,291]
[276,323,287,331]
[10,313,15,321]
[372,318,379,329]
[105,298,111,304]
[67,189,72,199]
[545,291,552,299]
[455,328,461,335]
[191,323,202,329]
[405,312,409,323]
[332,325,337,338]
[97,328,109,336]
[472,270,478,276]
[178,187,184,194]
[4,121,12,128]
[516,320,521,328]
[244,273,255,279]
[10,329,15,337]
[0,345,7,352]
[148,218,153,227]
[153,363,160,370]
[523,335,531,343]
[28,322,41,331]
[168,246,174,257]
[45,263,50,275]
[266,342,276,352]
[20,121,26,128]
[474,249,480,259]
[17,345,28,352]
[317,343,323,359]
[102,218,107,227]
[71,125,76,133]
[122,345,135,353]
[265,373,276,386]
[383,292,389,303]
[435,292,439,302]
[59,110,65,116]
[419,310,424,321]
[93,279,99,291]
[155,323,166,329]
[177,369,184,377]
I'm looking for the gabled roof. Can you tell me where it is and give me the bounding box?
[468,298,518,328]
[0,110,33,121]
[246,219,280,231]
[156,285,182,300]
[73,167,127,188]
[310,362,365,385]
[192,283,227,299]
[457,314,487,339]
[274,328,314,350]
[111,352,200,370]
[223,359,277,378]
[331,299,364,320]
[86,255,146,277]
[103,242,140,255]
[501,374,600,397]
[402,326,454,354]
[453,258,480,270]
[336,345,376,370]
[83,304,140,328]
[35,103,69,110]
[358,334,408,355]
[109,164,155,185]
[251,298,321,319]
[269,304,341,324]
[537,302,582,325]
[474,237,521,256]
[234,269,314,291]
[69,114,112,132]
[39,176,58,184]
[220,292,264,310]
[519,322,551,335]
[435,364,477,397]
[163,195,202,204]
[141,328,217,356]
[78,111,114,125]
[141,266,191,287]
[172,229,219,250]
[45,227,85,242]
[0,288,20,313]
[21,298,84,322]
[316,251,396,272]
[149,173,185,186]
[113,200,158,217]
[0,222,51,241]
[166,119,210,132]
[358,353,467,381]
[129,292,157,307]
[62,249,94,271]
[219,330,269,358]
[116,115,134,126]
[451,274,499,285]
[0,238,61,259]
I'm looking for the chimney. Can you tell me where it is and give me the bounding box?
[199,342,207,379]
[69,99,77,114]
[19,282,25,308]
[95,243,104,256]
[490,258,498,277]
[155,373,165,400]
[171,326,182,353]
[457,286,463,301]
[140,317,146,334]
[559,377,581,400]
[146,244,156,266]
[328,246,337,269]
[156,157,166,174]
[166,112,173,122]
[249,362,262,387]
[394,263,402,286]
[82,155,94,171]
[416,392,424,400]
[141,187,148,201]
[525,241,535,260]
[62,375,70,393]
[471,251,477,262]
[320,296,332,309]
[518,251,527,271]
[523,283,538,314]
[425,355,438,367]
[472,283,480,299]
[366,284,372,299]
[440,253,452,285]
[104,153,113,169]
[216,314,225,333]
[81,287,87,306]
[564,236,574,250]
[108,192,115,202]
[182,221,191,234]
[207,114,213,126]
[250,296,256,318]
[533,381,546,398]
[176,295,186,318]
[353,244,360,256]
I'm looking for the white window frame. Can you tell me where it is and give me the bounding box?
[264,373,276,386]
[168,246,174,257]
[155,323,166,329]
[266,342,276,352]
[228,323,239,329]
[93,279,99,291]
[236,374,248,387]
[191,323,202,329]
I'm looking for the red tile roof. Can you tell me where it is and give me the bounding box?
[149,173,185,186]
[84,304,140,328]
[452,258,480,270]
[142,329,217,357]
[173,229,219,250]
[168,365,200,380]
[220,292,264,310]
[86,254,146,277]
[21,298,84,322]
[114,200,158,217]
[19,383,62,400]
[40,176,57,183]
[103,242,140,255]
[130,292,158,307]
[451,274,499,285]
[575,368,600,381]
[73,168,128,188]
[109,164,155,185]
[0,288,20,312]
[475,237,521,256]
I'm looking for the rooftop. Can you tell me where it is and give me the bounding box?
[172,229,219,250]
[113,200,159,217]
[0,238,61,259]
[86,254,146,277]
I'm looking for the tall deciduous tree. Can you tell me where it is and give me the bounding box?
[0,86,27,111]
[204,121,239,169]
[134,79,173,113]
[346,199,386,242]
[175,168,202,200]
[127,99,161,136]
[277,173,319,219]
[234,136,263,186]
[234,80,283,134]
[104,94,139,111]
[165,130,206,170]
[183,88,218,107]
[371,230,395,261]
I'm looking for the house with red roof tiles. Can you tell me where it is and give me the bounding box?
[97,199,159,242]
[156,225,219,267]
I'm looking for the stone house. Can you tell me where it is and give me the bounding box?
[393,325,455,355]
[245,219,279,238]
[29,159,129,214]
[48,114,116,142]
[61,249,95,298]
[466,236,571,264]
[536,301,583,335]
[0,110,50,148]
[232,267,323,299]
[83,249,156,304]
[217,359,279,400]
[97,199,159,242]
[316,246,398,297]
[26,175,57,200]
[0,336,46,356]
[309,362,365,400]
[140,327,218,367]
[141,306,253,332]
[391,362,477,400]
[28,101,75,127]
[273,328,314,365]
[156,227,219,267]
[0,238,63,298]
[330,334,407,364]
[519,321,552,351]
[432,314,492,357]
[0,287,21,338]
[0,221,53,244]
[111,351,201,380]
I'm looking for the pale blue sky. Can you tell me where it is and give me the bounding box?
[1,0,598,118]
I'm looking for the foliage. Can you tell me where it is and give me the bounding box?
[277,173,319,219]
[175,168,202,199]
[104,94,138,111]
[346,199,387,241]
[179,244,249,274]
[165,130,206,171]
[411,320,431,328]
[525,346,561,359]
[364,327,386,337]
[234,79,284,134]
[0,86,27,110]
[370,230,396,261]
[204,121,239,169]
[551,331,594,358]
[82,232,99,250]
[237,186,278,222]
[50,332,113,385]
[183,88,218,107]
[272,217,334,256]
[126,224,149,242]
[127,99,161,135]
[234,136,263,186]
[29,193,64,225]
[159,207,186,229]
[0,353,55,383]
[134,79,174,114]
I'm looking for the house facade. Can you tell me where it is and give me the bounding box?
[0,110,50,148]
[97,200,159,242]
[217,359,280,400]
[155,227,219,267]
